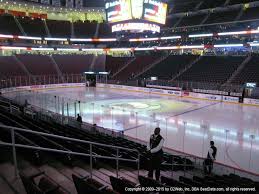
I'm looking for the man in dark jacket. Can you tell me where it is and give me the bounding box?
[204,141,217,174]
[147,127,164,181]
[76,114,82,123]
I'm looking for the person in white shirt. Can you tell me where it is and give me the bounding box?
[147,127,164,181]
[204,141,217,174]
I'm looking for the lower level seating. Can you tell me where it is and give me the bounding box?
[176,56,245,83]
[0,56,27,77]
[139,55,198,80]
[52,54,94,74]
[105,56,133,75]
[231,56,259,84]
[114,55,161,80]
[16,55,58,75]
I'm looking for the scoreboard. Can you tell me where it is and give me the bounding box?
[105,0,167,32]
[105,0,132,23]
[143,0,167,25]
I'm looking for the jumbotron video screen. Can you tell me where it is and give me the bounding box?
[143,0,167,25]
[105,0,132,23]
[105,0,167,32]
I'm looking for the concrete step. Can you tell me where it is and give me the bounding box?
[49,161,83,181]
[19,159,40,176]
[72,165,110,188]
[76,162,111,187]
[123,167,147,177]
[39,164,76,194]
[98,168,117,178]
[99,167,139,184]
[97,162,139,184]
[0,176,16,194]
[0,162,26,194]
[119,169,139,183]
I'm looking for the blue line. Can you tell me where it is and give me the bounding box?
[166,102,220,119]
[124,124,146,131]
[123,103,220,131]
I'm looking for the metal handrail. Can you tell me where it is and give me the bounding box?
[0,124,139,153]
[0,124,140,178]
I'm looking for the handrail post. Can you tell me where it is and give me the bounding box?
[9,102,12,114]
[74,101,77,118]
[194,157,197,177]
[137,152,140,177]
[66,103,69,117]
[171,155,174,177]
[90,144,93,179]
[61,98,64,125]
[11,128,18,178]
[116,148,119,178]
[184,156,186,177]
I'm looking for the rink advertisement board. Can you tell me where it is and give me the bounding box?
[244,98,259,106]
[29,83,85,90]
[188,92,222,101]
[97,83,184,97]
[0,86,31,94]
[165,90,181,96]
[0,83,244,104]
[96,84,240,103]
[222,96,239,103]
[146,84,181,91]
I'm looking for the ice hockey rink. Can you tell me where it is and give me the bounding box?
[3,86,259,176]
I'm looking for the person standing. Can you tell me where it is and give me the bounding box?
[147,127,164,181]
[76,114,82,123]
[204,141,217,174]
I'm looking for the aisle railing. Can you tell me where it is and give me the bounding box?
[0,124,140,178]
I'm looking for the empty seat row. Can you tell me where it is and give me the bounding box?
[176,56,245,84]
[105,56,134,75]
[0,14,98,37]
[231,56,259,84]
[114,55,162,81]
[139,55,198,80]
[0,54,105,78]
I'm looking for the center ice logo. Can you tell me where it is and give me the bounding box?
[111,101,161,111]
